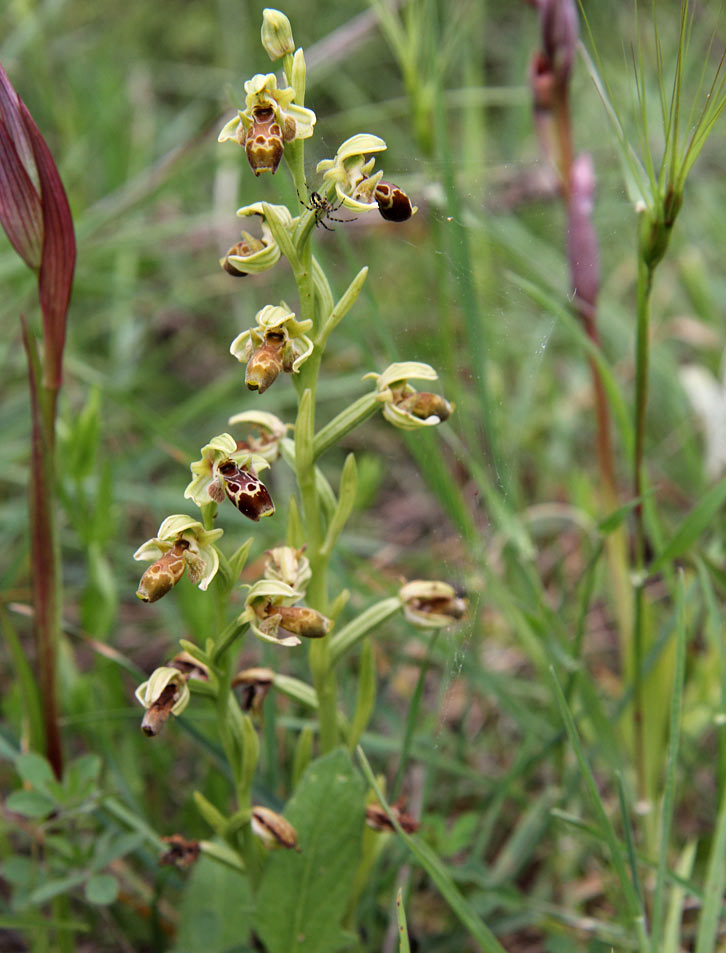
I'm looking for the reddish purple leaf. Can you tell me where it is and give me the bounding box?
[0,62,76,390]
[21,101,76,389]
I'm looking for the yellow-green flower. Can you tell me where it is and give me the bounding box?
[134,515,224,600]
[184,433,272,519]
[364,362,453,430]
[230,303,313,393]
[240,579,332,647]
[218,73,316,176]
[317,135,417,220]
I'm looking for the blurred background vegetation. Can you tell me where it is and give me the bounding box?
[1,0,725,950]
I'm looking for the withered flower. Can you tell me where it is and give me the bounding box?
[251,806,300,851]
[159,835,201,870]
[232,667,275,714]
[135,667,190,737]
[228,410,289,464]
[399,581,468,629]
[168,651,209,681]
[365,802,420,835]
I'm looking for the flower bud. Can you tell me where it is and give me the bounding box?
[136,539,190,603]
[268,604,331,639]
[396,391,453,422]
[159,835,201,870]
[232,667,275,714]
[374,181,416,222]
[245,332,287,393]
[538,0,578,89]
[135,667,191,737]
[251,806,300,851]
[264,545,311,593]
[246,106,285,176]
[217,458,275,521]
[399,580,468,628]
[261,8,295,61]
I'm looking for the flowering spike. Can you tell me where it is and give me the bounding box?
[217,458,275,521]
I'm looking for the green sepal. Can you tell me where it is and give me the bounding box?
[199,839,246,873]
[294,389,314,481]
[291,724,314,789]
[329,597,403,667]
[238,713,260,804]
[348,639,376,751]
[273,673,319,709]
[312,255,335,322]
[316,466,337,525]
[178,640,210,667]
[194,791,228,838]
[321,453,357,556]
[224,807,253,836]
[287,495,305,548]
[328,588,350,621]
[319,267,368,347]
[261,201,299,268]
[313,393,380,461]
[228,537,254,584]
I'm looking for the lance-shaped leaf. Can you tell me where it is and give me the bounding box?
[0,63,76,389]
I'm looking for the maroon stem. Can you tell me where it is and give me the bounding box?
[22,319,63,780]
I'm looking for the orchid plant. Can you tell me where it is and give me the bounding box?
[130,8,464,945]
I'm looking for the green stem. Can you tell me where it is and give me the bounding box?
[632,255,654,802]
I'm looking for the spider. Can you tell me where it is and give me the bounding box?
[299,188,355,230]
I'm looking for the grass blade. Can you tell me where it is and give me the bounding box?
[549,667,650,952]
[650,572,688,952]
[357,746,508,953]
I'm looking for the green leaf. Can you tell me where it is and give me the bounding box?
[169,853,253,953]
[649,479,726,574]
[6,789,56,818]
[254,748,366,953]
[193,791,228,838]
[84,873,119,905]
[695,773,726,953]
[396,887,410,953]
[321,453,357,556]
[292,725,314,790]
[16,752,55,792]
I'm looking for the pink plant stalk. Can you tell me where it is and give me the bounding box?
[0,63,76,778]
